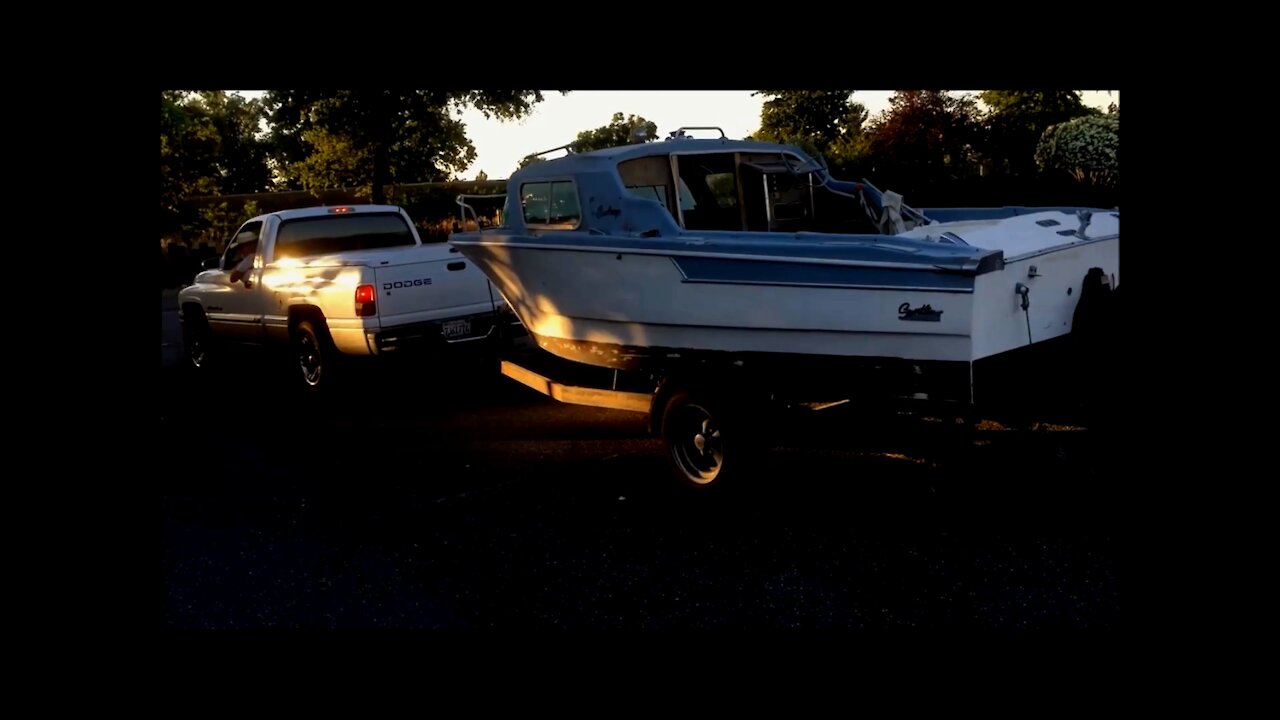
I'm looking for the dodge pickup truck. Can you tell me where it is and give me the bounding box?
[178,204,507,391]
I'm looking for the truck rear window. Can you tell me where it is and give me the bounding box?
[274,213,416,259]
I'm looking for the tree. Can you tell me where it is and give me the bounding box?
[1035,114,1118,188]
[160,91,271,239]
[265,90,559,203]
[750,91,870,171]
[195,200,261,248]
[161,91,216,236]
[517,112,657,170]
[864,90,984,193]
[979,90,1096,176]
[475,169,488,182]
[188,91,272,193]
[571,112,658,152]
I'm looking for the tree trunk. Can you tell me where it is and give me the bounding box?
[371,140,388,204]
[370,90,389,204]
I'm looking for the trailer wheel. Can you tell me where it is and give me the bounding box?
[661,389,751,489]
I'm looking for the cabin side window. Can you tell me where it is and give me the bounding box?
[521,180,581,228]
[617,156,677,222]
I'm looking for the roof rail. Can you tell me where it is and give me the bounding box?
[525,142,578,161]
[665,126,727,141]
[456,193,506,231]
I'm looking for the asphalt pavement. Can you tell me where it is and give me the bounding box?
[160,290,1118,628]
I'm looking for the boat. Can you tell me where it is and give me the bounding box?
[450,128,1119,412]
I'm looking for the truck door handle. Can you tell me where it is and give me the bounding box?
[447,262,466,271]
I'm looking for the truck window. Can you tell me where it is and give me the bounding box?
[274,213,416,260]
[222,221,263,270]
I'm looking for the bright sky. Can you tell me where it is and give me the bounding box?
[234,90,1118,180]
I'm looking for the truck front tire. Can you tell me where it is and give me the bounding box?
[182,308,216,375]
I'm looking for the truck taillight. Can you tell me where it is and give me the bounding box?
[355,284,377,317]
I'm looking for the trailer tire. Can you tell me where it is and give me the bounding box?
[660,388,760,490]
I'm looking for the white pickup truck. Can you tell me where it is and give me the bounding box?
[178,204,508,390]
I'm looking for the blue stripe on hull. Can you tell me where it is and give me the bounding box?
[672,256,975,293]
[454,231,996,273]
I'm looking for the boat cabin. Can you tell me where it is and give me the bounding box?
[489,129,920,239]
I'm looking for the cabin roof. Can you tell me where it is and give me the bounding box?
[512,138,810,180]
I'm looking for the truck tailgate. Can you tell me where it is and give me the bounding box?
[373,254,496,327]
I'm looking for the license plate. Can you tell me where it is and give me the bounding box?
[442,318,472,339]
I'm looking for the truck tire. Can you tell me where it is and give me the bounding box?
[291,319,339,393]
[181,308,217,376]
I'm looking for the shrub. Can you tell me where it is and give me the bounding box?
[1035,115,1119,188]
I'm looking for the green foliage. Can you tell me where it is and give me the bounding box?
[160,91,216,235]
[289,127,373,195]
[745,89,1115,200]
[517,112,657,170]
[459,90,564,121]
[189,91,273,193]
[160,90,270,239]
[195,200,262,249]
[1035,114,1119,188]
[750,91,870,173]
[863,91,984,193]
[572,112,658,152]
[395,181,508,242]
[978,90,1095,175]
[265,90,557,202]
[753,91,865,150]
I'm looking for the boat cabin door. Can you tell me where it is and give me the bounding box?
[669,152,744,231]
[738,156,815,233]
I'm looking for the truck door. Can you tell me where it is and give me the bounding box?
[207,220,266,343]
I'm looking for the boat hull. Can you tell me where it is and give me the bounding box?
[455,233,1118,369]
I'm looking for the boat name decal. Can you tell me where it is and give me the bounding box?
[899,302,943,322]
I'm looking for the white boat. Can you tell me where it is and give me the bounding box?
[451,130,1119,411]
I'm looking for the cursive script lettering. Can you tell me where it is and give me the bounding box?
[898,302,943,322]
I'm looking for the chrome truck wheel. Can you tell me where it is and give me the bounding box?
[182,308,215,372]
[291,320,336,391]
